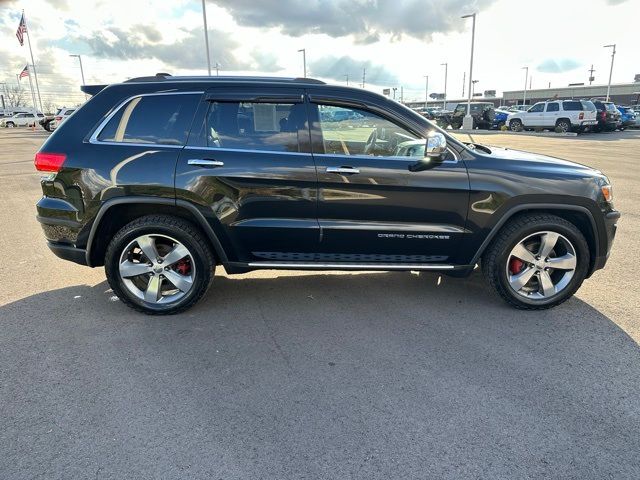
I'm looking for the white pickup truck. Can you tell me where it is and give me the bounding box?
[507,100,598,133]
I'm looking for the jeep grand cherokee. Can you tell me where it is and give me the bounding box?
[35,74,619,314]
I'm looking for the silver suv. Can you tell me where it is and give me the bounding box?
[507,100,597,133]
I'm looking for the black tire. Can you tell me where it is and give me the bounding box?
[509,119,523,132]
[105,215,215,315]
[556,119,572,133]
[6,122,15,128]
[481,213,590,310]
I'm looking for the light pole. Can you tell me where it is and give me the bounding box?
[461,12,476,129]
[472,79,479,96]
[201,0,212,75]
[423,75,429,110]
[604,44,616,101]
[298,48,306,77]
[441,62,448,109]
[214,62,221,76]
[69,54,86,99]
[522,66,529,106]
[344,74,349,86]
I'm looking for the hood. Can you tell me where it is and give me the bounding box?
[475,145,601,175]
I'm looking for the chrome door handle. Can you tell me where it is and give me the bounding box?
[326,166,360,174]
[187,159,224,167]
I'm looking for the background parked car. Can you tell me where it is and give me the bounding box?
[0,112,44,128]
[616,106,636,131]
[438,102,495,129]
[492,108,510,129]
[49,107,77,131]
[507,100,597,133]
[591,99,621,132]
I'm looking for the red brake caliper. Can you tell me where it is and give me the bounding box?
[175,259,191,276]
[509,257,525,275]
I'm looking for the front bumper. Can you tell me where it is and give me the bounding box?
[593,210,620,272]
[47,242,88,266]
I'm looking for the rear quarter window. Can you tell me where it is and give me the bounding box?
[97,93,201,145]
[562,101,582,111]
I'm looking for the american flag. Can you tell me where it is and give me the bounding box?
[19,65,29,79]
[16,13,26,46]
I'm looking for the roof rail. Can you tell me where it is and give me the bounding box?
[122,74,326,84]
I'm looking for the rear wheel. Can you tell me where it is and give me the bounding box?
[556,119,572,133]
[105,215,215,315]
[482,213,590,309]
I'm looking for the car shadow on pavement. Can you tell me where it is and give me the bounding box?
[1,270,639,479]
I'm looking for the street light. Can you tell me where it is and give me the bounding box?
[441,62,448,109]
[70,54,87,100]
[472,79,479,96]
[201,0,212,75]
[461,13,476,129]
[423,75,429,110]
[604,44,616,101]
[344,74,349,86]
[298,48,306,78]
[522,66,529,106]
[214,62,221,76]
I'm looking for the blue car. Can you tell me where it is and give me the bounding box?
[492,108,510,129]
[616,106,636,130]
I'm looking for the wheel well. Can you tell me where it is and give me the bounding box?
[490,208,597,273]
[88,203,220,267]
[556,117,572,125]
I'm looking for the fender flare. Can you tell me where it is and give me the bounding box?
[85,196,229,267]
[469,203,600,266]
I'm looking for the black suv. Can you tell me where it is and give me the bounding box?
[35,75,619,314]
[591,99,621,132]
[438,102,495,130]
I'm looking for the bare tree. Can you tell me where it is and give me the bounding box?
[43,99,57,115]
[5,85,28,108]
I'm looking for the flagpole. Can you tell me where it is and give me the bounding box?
[23,11,43,112]
[26,67,37,111]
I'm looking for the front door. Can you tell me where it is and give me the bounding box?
[175,87,319,264]
[309,101,469,265]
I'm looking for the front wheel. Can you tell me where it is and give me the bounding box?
[482,214,590,309]
[509,119,523,132]
[105,215,215,314]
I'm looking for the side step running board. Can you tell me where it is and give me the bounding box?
[246,262,456,270]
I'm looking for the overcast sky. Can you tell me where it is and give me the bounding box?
[0,0,637,109]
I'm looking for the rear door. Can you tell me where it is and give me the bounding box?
[175,87,319,264]
[544,102,560,127]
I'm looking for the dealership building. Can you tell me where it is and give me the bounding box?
[405,82,640,109]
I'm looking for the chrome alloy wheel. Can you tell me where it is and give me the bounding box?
[118,234,196,305]
[506,231,577,300]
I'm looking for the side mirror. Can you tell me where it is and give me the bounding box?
[425,131,447,161]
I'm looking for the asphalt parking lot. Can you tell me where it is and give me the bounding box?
[1,127,639,479]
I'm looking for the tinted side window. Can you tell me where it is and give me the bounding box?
[546,103,559,112]
[317,104,421,157]
[204,101,304,152]
[98,94,200,145]
[529,103,544,113]
[562,101,582,111]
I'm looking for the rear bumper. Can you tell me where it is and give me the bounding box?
[47,242,89,266]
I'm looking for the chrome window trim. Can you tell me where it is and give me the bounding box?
[88,91,204,146]
[183,146,312,156]
[313,147,460,164]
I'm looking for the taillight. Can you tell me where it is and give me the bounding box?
[600,111,606,121]
[55,116,62,121]
[579,112,584,120]
[34,152,66,172]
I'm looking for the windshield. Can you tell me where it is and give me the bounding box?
[605,103,618,112]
